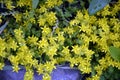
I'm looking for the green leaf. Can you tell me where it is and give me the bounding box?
[64,11,72,18]
[88,0,111,15]
[32,0,39,9]
[109,46,120,61]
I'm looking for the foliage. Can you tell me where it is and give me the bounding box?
[0,0,120,80]
[109,46,120,61]
[88,0,111,15]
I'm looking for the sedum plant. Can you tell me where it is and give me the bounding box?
[0,0,120,80]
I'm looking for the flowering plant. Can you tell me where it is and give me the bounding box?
[0,0,120,80]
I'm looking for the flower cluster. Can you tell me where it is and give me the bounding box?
[0,0,120,80]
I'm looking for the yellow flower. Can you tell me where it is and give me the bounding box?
[48,36,57,45]
[12,65,20,72]
[81,34,90,46]
[84,49,94,59]
[70,19,79,26]
[72,45,81,55]
[90,34,98,43]
[0,16,2,23]
[37,64,44,75]
[78,59,91,73]
[57,0,63,6]
[23,10,29,17]
[43,73,51,80]
[0,63,4,70]
[18,45,29,52]
[24,53,33,65]
[27,35,38,46]
[13,13,22,22]
[5,1,15,10]
[62,46,70,55]
[89,16,97,24]
[43,61,55,73]
[17,49,33,67]
[45,0,62,8]
[0,38,6,57]
[98,18,110,34]
[109,33,119,41]
[9,55,20,65]
[38,38,48,48]
[30,17,36,24]
[17,0,24,7]
[111,3,120,16]
[7,38,18,51]
[24,70,33,80]
[113,41,120,48]
[84,10,90,21]
[95,67,103,76]
[38,6,47,13]
[101,5,111,16]
[14,28,26,46]
[76,11,83,20]
[64,26,74,35]
[47,45,58,57]
[38,17,46,26]
[113,22,120,32]
[42,26,51,36]
[31,59,38,68]
[99,58,107,66]
[69,57,78,67]
[17,0,31,7]
[98,36,109,52]
[45,12,57,26]
[57,32,65,44]
[98,18,107,27]
[45,0,55,8]
[80,23,91,35]
[14,28,23,37]
[87,75,100,80]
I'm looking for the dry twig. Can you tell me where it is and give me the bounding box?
[0,20,9,34]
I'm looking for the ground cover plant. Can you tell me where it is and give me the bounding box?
[0,0,120,80]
